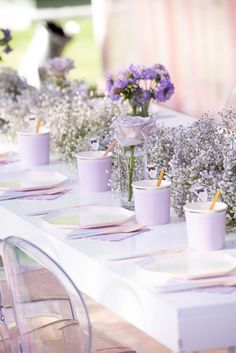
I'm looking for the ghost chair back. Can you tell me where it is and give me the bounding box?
[0,236,92,353]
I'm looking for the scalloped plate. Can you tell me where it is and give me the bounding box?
[43,206,135,229]
[136,252,236,280]
[0,171,68,191]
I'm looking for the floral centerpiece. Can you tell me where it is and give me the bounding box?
[107,64,174,208]
[107,64,174,116]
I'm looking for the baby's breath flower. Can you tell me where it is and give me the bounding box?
[149,108,236,230]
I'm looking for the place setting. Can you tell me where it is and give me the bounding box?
[0,114,73,201]
[41,204,147,242]
[130,251,236,294]
[110,190,236,294]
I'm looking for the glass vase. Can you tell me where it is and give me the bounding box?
[111,142,147,209]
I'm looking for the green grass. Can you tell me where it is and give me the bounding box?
[3,17,102,85]
[63,18,103,84]
[3,24,37,69]
[36,0,90,7]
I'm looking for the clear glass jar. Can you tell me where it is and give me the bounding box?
[111,142,147,209]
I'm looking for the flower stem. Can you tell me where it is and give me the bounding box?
[128,145,135,202]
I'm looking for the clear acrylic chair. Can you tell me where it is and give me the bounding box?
[0,237,136,353]
[0,236,92,353]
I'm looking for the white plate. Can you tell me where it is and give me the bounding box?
[0,171,68,191]
[43,206,135,229]
[137,252,236,280]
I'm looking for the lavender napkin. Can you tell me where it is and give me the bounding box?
[196,285,236,294]
[0,188,71,201]
[25,190,70,200]
[156,274,236,294]
[0,159,18,165]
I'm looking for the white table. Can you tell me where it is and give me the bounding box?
[1,110,236,352]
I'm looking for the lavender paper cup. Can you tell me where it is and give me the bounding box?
[132,179,171,226]
[17,129,50,169]
[77,151,112,193]
[184,202,228,252]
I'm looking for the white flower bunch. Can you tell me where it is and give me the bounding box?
[148,124,178,172]
[0,67,37,138]
[149,108,236,229]
[29,85,128,160]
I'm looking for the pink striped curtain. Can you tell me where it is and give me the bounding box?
[92,0,236,117]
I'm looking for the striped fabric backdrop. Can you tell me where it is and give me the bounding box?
[92,0,236,117]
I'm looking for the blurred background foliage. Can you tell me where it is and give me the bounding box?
[0,0,102,84]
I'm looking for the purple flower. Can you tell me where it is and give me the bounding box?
[107,63,174,113]
[141,67,157,80]
[1,29,11,40]
[151,64,170,82]
[3,46,12,54]
[106,74,114,92]
[156,80,175,102]
[119,64,141,82]
[106,75,123,100]
[143,89,151,101]
[128,88,151,108]
[42,57,74,77]
[0,28,12,60]
[110,86,121,101]
[116,79,129,89]
[152,63,166,72]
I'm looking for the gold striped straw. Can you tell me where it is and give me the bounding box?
[209,191,221,210]
[156,168,165,187]
[102,139,117,157]
[35,117,41,134]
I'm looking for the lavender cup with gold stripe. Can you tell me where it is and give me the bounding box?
[132,179,171,226]
[77,151,112,193]
[184,202,227,252]
[17,129,50,169]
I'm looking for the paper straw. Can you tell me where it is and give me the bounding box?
[35,118,41,134]
[156,168,165,187]
[209,191,221,210]
[102,139,117,157]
